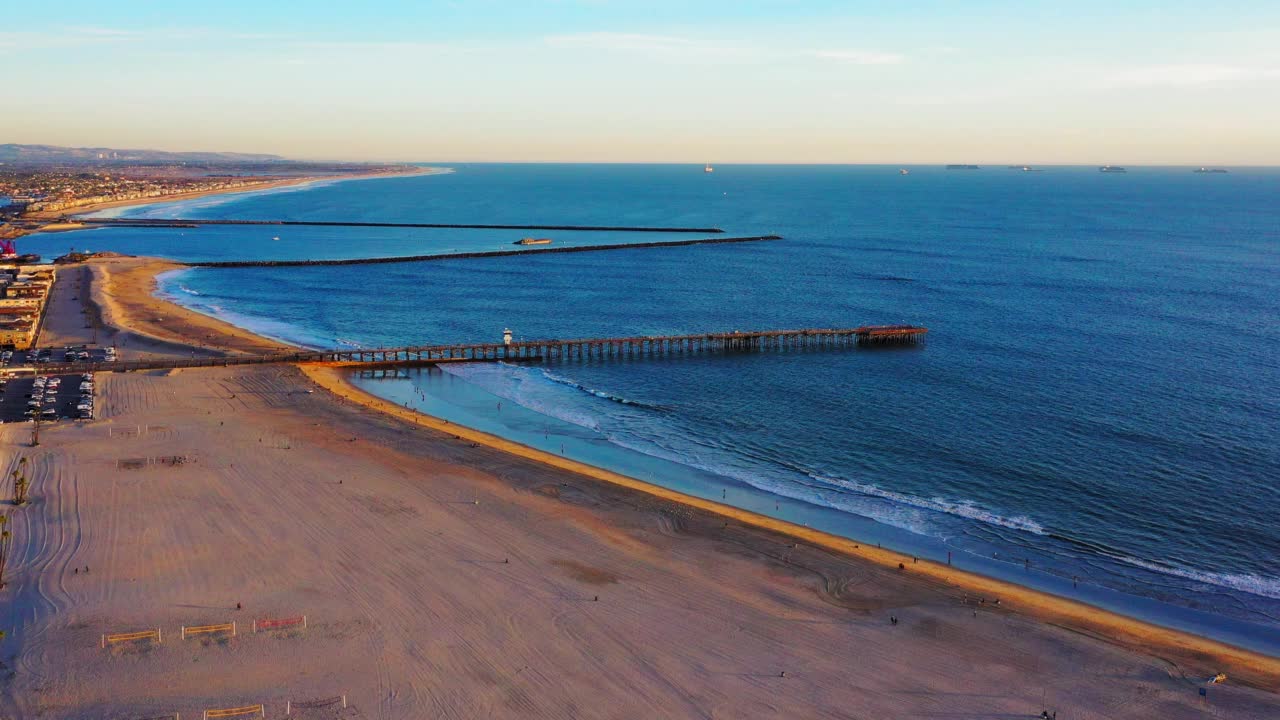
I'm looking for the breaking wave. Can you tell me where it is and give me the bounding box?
[1112,555,1280,601]
[807,473,1047,535]
[538,368,667,410]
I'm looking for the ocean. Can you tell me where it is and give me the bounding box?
[25,163,1280,652]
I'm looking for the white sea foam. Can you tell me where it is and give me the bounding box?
[807,473,1047,535]
[538,367,664,409]
[1113,555,1280,600]
[437,363,604,432]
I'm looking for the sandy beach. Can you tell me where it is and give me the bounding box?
[1,256,1278,718]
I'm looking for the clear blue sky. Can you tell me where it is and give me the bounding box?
[3,1,1278,163]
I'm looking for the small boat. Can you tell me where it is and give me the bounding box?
[946,164,980,170]
[1099,165,1127,173]
[514,238,552,246]
[272,236,280,241]
[704,164,714,173]
[1194,167,1228,174]
[899,168,909,175]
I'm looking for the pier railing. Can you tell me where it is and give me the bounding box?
[35,326,927,374]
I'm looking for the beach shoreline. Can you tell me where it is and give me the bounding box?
[311,366,1280,674]
[104,255,1280,682]
[5,252,1277,717]
[45,165,1279,669]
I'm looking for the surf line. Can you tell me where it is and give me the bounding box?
[183,235,782,268]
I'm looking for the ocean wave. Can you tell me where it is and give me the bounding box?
[807,472,1046,534]
[439,361,1045,541]
[436,363,604,432]
[537,368,667,410]
[177,284,203,296]
[1111,555,1280,600]
[588,419,1045,540]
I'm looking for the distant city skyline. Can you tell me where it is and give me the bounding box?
[3,0,1279,164]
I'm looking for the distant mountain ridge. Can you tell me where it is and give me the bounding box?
[0,143,286,164]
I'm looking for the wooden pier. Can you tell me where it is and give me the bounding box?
[36,326,926,375]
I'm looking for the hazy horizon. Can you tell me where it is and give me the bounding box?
[9,145,1278,168]
[4,0,1279,165]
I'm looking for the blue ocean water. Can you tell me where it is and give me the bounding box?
[25,164,1280,650]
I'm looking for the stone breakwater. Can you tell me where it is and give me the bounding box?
[183,235,783,268]
[76,218,727,233]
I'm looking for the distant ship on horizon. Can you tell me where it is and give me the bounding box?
[1099,165,1127,173]
[1194,167,1229,174]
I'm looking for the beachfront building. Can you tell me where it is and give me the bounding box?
[0,264,52,349]
[0,316,36,349]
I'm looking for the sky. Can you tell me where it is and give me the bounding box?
[3,1,1279,164]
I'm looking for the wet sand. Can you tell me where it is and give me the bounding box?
[0,257,1277,718]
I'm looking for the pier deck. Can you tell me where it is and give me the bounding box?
[35,327,927,375]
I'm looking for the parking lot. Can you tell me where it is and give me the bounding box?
[1,344,117,369]
[0,370,97,423]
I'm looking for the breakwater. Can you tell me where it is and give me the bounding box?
[183,235,782,268]
[73,217,725,233]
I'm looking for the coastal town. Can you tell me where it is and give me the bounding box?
[0,144,417,242]
[0,170,289,215]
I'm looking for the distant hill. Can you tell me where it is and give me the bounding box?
[0,143,286,165]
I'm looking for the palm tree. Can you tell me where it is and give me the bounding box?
[0,515,11,588]
[12,458,28,506]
